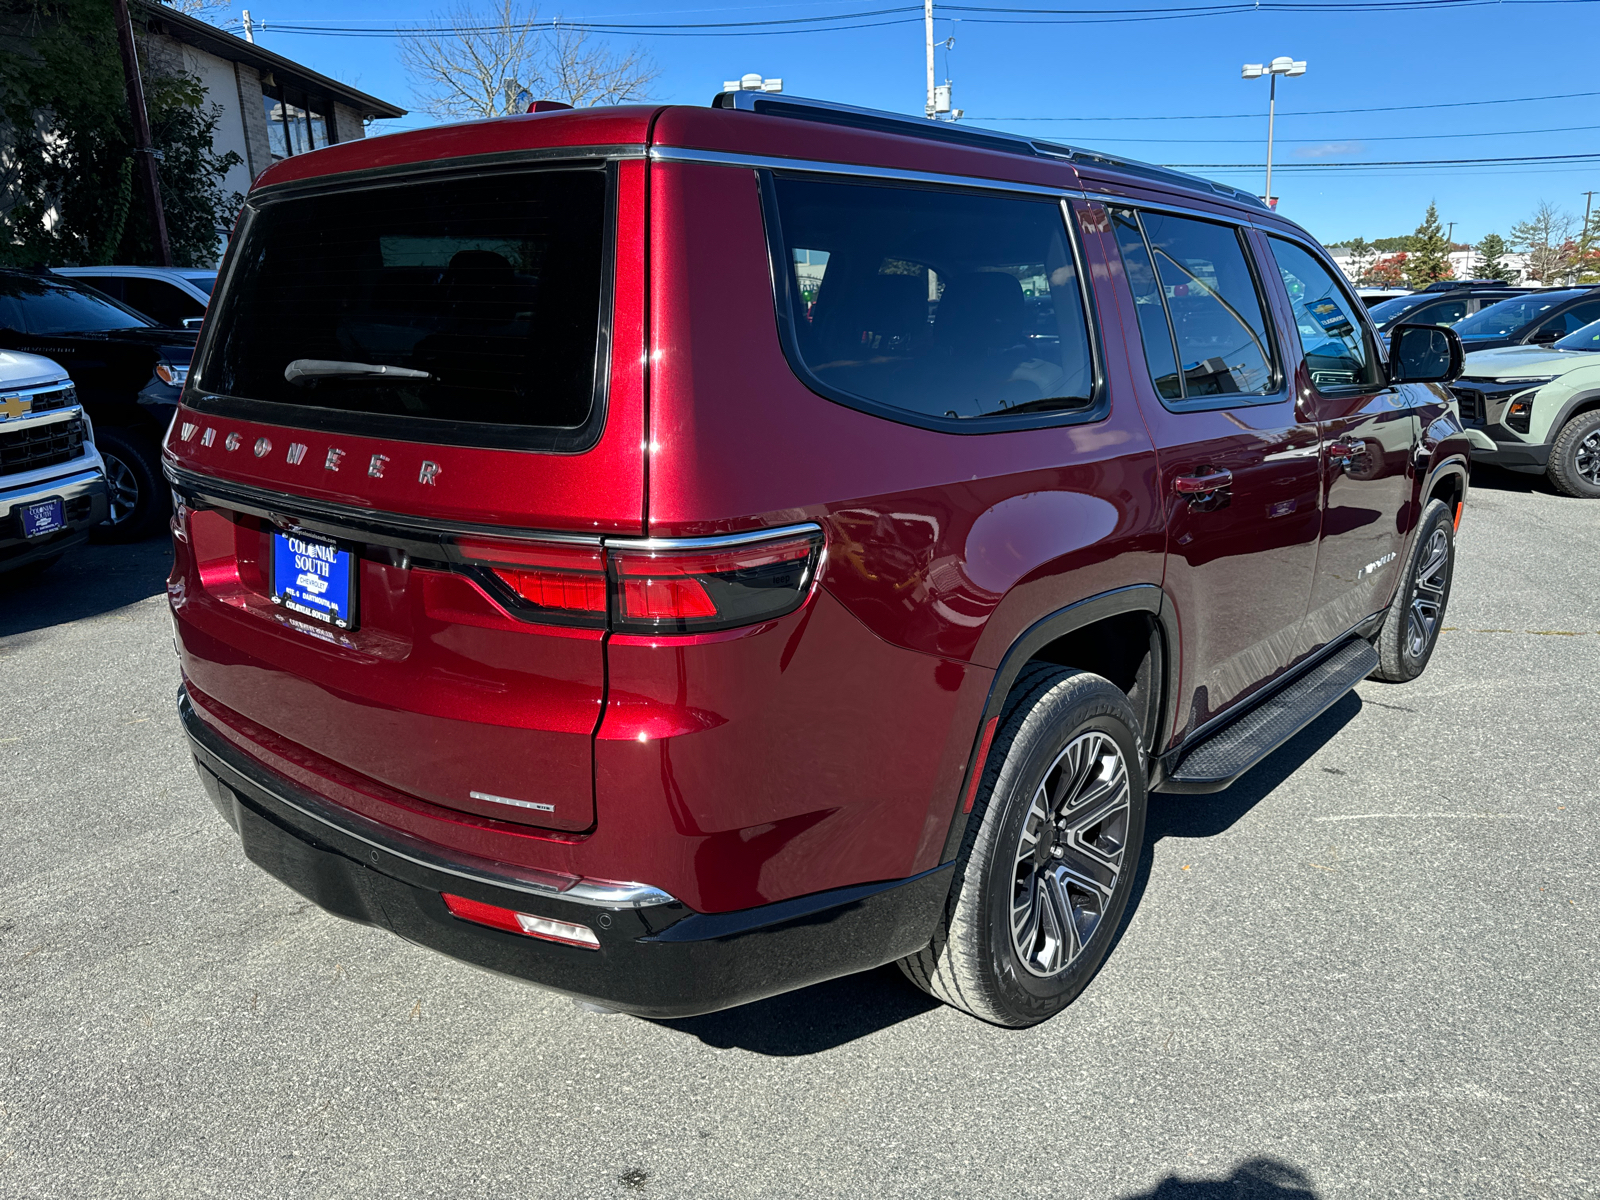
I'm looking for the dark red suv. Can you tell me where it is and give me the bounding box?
[166,94,1471,1027]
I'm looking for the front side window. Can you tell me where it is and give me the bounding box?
[767,176,1096,428]
[1269,237,1381,391]
[1111,209,1277,404]
[198,168,607,440]
[1543,300,1600,337]
[1453,290,1586,338]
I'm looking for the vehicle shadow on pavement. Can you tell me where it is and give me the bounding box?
[1118,1156,1321,1198]
[654,694,1364,1058]
[1108,691,1363,966]
[0,536,172,639]
[1469,464,1559,495]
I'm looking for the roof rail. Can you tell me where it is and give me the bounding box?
[710,91,1268,210]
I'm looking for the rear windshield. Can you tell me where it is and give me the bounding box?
[198,168,607,438]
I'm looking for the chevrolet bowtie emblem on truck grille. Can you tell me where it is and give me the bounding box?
[0,394,31,421]
[177,421,442,486]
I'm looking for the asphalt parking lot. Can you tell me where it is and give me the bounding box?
[2,465,1595,1200]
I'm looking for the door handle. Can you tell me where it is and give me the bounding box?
[1173,469,1233,495]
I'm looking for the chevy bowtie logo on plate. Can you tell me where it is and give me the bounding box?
[0,394,31,421]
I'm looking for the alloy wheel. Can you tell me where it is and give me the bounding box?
[102,452,140,526]
[1406,527,1450,660]
[1010,731,1131,978]
[1576,429,1600,487]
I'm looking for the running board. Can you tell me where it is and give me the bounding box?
[1155,638,1379,794]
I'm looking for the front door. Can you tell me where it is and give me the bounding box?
[1098,205,1323,742]
[1261,235,1414,650]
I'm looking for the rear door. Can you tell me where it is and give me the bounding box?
[1103,205,1322,737]
[1260,234,1414,651]
[170,159,647,832]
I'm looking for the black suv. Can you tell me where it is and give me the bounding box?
[1367,280,1532,334]
[1450,287,1600,352]
[0,269,195,539]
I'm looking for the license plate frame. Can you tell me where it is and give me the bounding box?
[20,498,65,538]
[270,530,358,630]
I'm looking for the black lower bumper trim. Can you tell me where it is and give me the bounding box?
[1469,440,1550,468]
[182,691,952,1017]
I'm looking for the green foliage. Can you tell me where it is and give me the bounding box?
[0,0,242,267]
[1402,202,1453,288]
[1471,233,1515,283]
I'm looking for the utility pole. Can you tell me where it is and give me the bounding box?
[111,0,171,266]
[242,9,255,44]
[924,0,935,118]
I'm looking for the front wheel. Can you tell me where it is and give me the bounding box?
[91,427,168,543]
[899,667,1147,1027]
[1371,498,1454,682]
[1546,410,1600,499]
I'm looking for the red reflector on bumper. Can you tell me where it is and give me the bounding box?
[442,893,600,949]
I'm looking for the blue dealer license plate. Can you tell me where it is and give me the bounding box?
[21,498,64,538]
[271,531,356,628]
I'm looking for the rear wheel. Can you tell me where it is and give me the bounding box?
[1546,410,1600,499]
[1371,498,1454,682]
[92,427,168,542]
[899,667,1146,1027]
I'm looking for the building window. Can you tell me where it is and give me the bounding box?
[263,86,331,159]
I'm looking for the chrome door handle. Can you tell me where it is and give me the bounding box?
[1173,469,1233,495]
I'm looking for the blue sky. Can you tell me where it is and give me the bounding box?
[219,1,1600,247]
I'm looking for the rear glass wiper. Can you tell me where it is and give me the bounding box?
[284,359,431,385]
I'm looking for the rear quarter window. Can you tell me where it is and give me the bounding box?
[196,168,609,449]
[763,174,1100,432]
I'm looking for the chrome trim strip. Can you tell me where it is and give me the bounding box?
[164,463,605,549]
[0,404,85,432]
[606,521,824,552]
[180,688,678,908]
[650,145,1081,200]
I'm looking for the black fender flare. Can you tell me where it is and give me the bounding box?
[939,584,1176,863]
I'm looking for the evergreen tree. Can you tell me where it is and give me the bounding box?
[1403,202,1454,288]
[1472,233,1515,283]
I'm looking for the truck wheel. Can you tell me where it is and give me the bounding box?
[1546,410,1600,499]
[1371,498,1454,682]
[899,667,1146,1027]
[92,427,168,543]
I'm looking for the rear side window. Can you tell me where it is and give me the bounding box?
[1111,208,1277,405]
[765,175,1098,430]
[1268,238,1382,391]
[197,168,608,446]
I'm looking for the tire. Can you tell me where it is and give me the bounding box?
[1546,410,1600,499]
[1370,498,1454,682]
[92,426,168,543]
[898,667,1147,1027]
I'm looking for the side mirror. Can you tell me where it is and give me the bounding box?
[1529,327,1561,345]
[1388,323,1463,385]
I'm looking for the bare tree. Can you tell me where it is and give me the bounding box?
[400,1,657,121]
[157,0,231,18]
[1510,201,1580,284]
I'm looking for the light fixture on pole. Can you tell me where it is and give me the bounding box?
[1241,56,1305,209]
[723,73,782,94]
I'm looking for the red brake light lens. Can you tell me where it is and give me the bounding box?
[610,531,823,634]
[453,537,608,625]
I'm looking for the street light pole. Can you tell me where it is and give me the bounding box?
[1242,57,1305,209]
[925,0,935,117]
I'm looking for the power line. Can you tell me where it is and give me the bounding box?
[1162,151,1600,168]
[1049,123,1600,144]
[978,88,1600,122]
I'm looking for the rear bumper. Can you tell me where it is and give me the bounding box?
[180,686,951,1017]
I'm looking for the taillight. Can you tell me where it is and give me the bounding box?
[453,537,608,627]
[441,893,600,950]
[609,530,823,633]
[449,525,824,634]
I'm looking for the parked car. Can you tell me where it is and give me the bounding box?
[0,269,195,539]
[0,348,108,577]
[165,94,1472,1027]
[1366,280,1532,333]
[1449,287,1600,353]
[1452,317,1600,496]
[52,265,216,331]
[1355,285,1412,308]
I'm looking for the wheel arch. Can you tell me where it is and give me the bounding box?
[1548,388,1600,440]
[939,584,1176,863]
